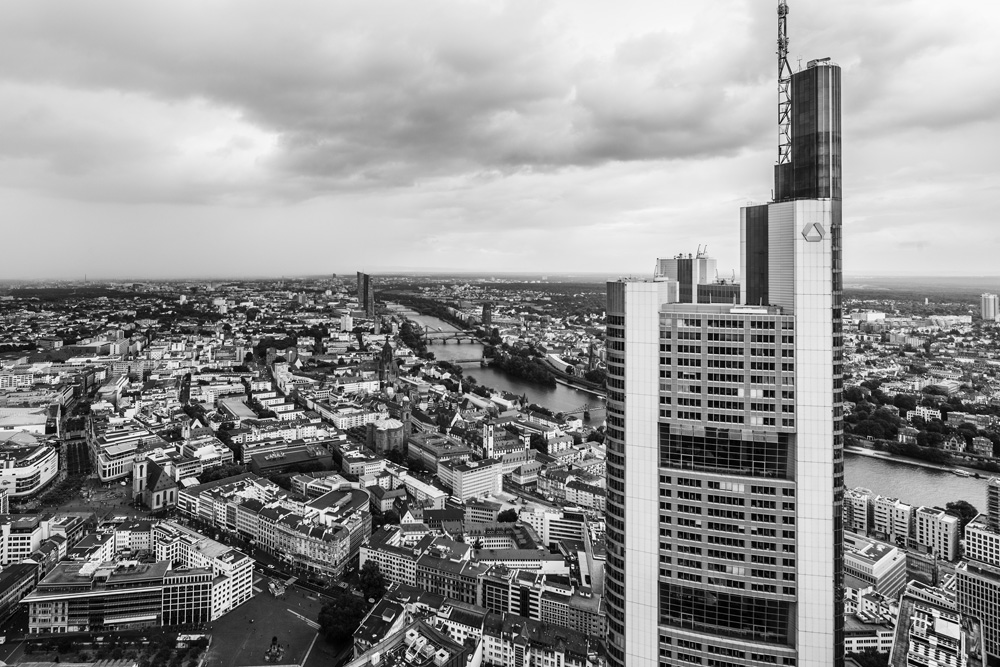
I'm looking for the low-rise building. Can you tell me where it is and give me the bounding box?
[152,521,253,620]
[437,458,501,502]
[24,560,216,633]
[843,534,907,600]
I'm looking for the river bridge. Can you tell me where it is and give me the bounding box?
[423,330,480,344]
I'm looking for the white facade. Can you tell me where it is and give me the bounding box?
[0,444,58,498]
[615,280,674,667]
[914,507,960,560]
[982,293,999,322]
[872,495,913,544]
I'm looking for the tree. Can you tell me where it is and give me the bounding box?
[382,509,400,525]
[318,595,368,643]
[945,500,978,531]
[358,561,387,602]
[893,393,918,414]
[497,508,519,523]
[529,433,548,454]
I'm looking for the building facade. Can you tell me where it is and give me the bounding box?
[982,293,999,322]
[603,56,843,667]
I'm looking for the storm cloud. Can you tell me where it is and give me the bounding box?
[0,0,998,277]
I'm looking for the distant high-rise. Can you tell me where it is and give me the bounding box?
[654,250,717,303]
[603,9,843,667]
[482,302,493,328]
[981,293,998,322]
[356,271,375,318]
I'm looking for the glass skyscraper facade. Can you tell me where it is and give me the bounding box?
[604,59,843,667]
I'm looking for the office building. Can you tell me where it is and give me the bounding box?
[654,250,716,304]
[437,458,502,502]
[889,595,973,667]
[603,35,843,667]
[956,480,1000,662]
[988,476,1000,531]
[152,522,253,620]
[24,560,216,633]
[982,293,999,322]
[842,534,907,600]
[0,436,58,498]
[357,271,375,318]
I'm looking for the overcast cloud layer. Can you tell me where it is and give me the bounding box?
[1,0,998,279]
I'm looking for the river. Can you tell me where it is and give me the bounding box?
[387,304,606,421]
[844,452,992,511]
[387,305,986,509]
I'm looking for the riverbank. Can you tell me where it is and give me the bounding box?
[554,377,606,399]
[846,446,984,477]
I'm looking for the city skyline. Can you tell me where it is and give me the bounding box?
[1,0,998,280]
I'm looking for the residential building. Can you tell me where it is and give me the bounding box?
[914,506,960,561]
[844,487,873,535]
[872,495,913,546]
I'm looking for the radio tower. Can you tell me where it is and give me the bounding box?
[777,1,792,164]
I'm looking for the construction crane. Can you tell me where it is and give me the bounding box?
[777,1,792,164]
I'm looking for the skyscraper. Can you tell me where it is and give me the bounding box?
[357,271,376,318]
[604,23,842,667]
[981,293,998,322]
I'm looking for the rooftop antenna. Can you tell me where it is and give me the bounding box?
[777,1,792,165]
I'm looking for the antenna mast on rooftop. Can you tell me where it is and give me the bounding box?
[777,1,792,164]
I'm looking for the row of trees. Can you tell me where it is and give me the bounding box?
[845,381,1000,461]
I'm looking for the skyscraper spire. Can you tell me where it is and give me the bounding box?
[777,1,792,165]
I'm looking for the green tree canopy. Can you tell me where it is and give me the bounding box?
[318,595,368,644]
[358,561,387,602]
[945,500,978,531]
[497,508,518,523]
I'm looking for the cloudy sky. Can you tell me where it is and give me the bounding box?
[1,0,998,280]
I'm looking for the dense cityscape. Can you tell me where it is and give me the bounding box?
[0,272,997,666]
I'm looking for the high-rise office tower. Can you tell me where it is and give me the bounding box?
[981,293,998,322]
[655,250,717,304]
[604,7,843,667]
[357,271,376,318]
